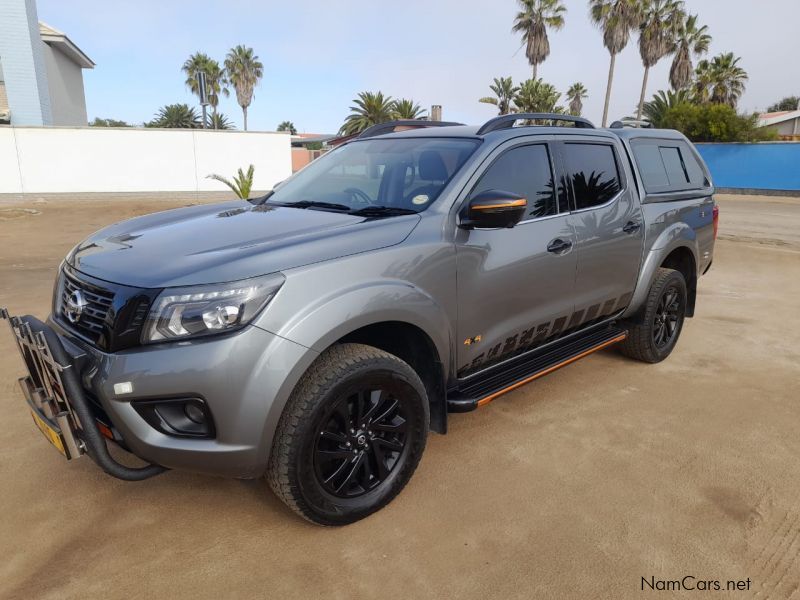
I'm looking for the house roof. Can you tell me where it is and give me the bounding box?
[757,110,800,127]
[39,21,95,69]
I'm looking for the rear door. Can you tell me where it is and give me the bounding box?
[454,138,578,378]
[558,138,644,322]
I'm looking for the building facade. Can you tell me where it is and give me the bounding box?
[0,0,94,126]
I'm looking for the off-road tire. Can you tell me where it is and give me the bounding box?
[619,267,687,363]
[267,343,429,525]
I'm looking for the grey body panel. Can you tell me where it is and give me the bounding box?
[29,124,714,478]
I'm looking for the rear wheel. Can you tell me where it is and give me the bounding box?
[267,343,429,525]
[619,267,687,363]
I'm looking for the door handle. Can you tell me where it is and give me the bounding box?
[547,238,572,254]
[623,221,642,234]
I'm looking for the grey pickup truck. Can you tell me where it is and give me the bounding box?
[3,113,718,525]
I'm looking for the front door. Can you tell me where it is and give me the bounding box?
[455,140,578,379]
[559,140,644,320]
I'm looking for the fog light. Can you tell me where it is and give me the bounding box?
[184,402,205,424]
[133,398,215,438]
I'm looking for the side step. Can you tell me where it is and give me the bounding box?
[447,326,627,413]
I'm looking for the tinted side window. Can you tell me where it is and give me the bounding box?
[472,144,557,218]
[564,143,621,210]
[631,139,709,193]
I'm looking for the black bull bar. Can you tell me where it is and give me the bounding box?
[1,308,165,481]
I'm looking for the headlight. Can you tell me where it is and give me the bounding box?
[142,273,285,343]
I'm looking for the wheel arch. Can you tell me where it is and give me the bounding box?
[624,225,700,319]
[337,321,447,434]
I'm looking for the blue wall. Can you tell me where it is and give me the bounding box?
[695,143,800,191]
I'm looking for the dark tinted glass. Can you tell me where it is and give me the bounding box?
[472,144,556,218]
[660,147,690,186]
[631,139,709,193]
[634,144,669,189]
[565,144,621,209]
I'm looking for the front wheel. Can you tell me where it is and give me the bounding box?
[619,267,687,363]
[267,343,429,525]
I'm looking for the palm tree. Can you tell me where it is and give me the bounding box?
[224,46,264,131]
[566,83,588,116]
[392,99,427,119]
[512,0,567,80]
[708,52,748,108]
[635,0,685,120]
[514,78,563,113]
[340,91,395,136]
[641,88,692,126]
[209,113,234,130]
[182,53,229,127]
[147,104,201,128]
[669,14,711,91]
[277,120,297,134]
[479,77,519,115]
[207,165,255,199]
[589,0,644,126]
[692,58,714,104]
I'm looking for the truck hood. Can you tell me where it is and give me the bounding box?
[67,200,420,288]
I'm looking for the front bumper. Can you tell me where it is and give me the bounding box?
[3,308,317,480]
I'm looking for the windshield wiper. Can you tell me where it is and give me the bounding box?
[269,200,351,212]
[349,206,419,217]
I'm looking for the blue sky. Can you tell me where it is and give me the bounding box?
[37,0,799,133]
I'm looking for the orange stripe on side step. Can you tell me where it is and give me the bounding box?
[476,333,627,407]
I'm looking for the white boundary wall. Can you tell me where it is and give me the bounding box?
[0,126,292,194]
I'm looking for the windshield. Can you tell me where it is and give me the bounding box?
[267,137,480,213]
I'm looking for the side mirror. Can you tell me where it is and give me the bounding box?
[460,190,527,229]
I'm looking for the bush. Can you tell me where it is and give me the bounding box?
[660,103,777,142]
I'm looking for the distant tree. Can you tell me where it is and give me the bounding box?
[566,83,588,116]
[392,98,427,119]
[669,14,711,91]
[182,52,229,127]
[277,121,297,134]
[479,77,519,115]
[641,89,692,127]
[90,117,131,127]
[635,0,685,120]
[225,46,264,131]
[340,91,395,136]
[692,58,715,104]
[693,53,748,108]
[512,0,567,80]
[147,104,201,128]
[207,165,255,199]
[589,0,644,127]
[514,78,563,113]
[767,96,800,112]
[209,113,234,130]
[660,103,775,142]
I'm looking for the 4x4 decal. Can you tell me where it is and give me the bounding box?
[457,292,633,378]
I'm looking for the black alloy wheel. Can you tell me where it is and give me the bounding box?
[314,388,408,498]
[653,285,682,349]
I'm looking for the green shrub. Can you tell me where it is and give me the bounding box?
[660,103,777,142]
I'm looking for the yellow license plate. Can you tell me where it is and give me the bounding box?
[30,409,67,457]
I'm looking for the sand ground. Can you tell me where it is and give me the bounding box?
[0,194,798,599]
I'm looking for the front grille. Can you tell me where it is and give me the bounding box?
[59,268,115,343]
[54,266,161,352]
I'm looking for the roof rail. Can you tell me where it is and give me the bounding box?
[358,120,465,139]
[609,119,653,129]
[477,113,595,135]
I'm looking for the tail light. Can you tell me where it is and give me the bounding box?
[712,204,719,240]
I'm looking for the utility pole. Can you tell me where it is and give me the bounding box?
[197,71,209,129]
